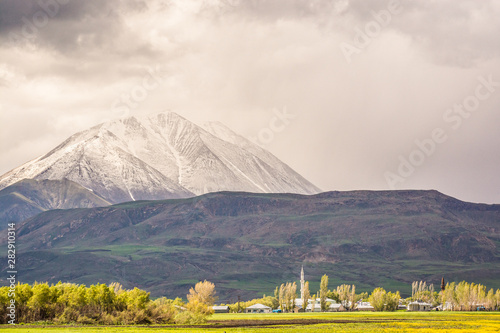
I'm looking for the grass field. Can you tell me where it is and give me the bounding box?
[1,312,500,332]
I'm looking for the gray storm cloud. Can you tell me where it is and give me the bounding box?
[0,0,499,203]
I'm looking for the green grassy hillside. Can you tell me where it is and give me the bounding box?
[2,190,500,300]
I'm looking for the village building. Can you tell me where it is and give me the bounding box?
[407,301,432,311]
[296,297,338,312]
[245,303,272,313]
[306,302,322,312]
[212,305,229,313]
[356,302,375,311]
[329,303,346,312]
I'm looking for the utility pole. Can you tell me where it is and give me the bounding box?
[238,295,241,313]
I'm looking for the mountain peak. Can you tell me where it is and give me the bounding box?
[0,112,320,203]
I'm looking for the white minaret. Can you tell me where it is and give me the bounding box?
[300,265,305,300]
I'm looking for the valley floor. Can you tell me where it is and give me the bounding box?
[1,312,500,332]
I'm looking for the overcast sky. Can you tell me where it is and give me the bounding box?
[1,0,499,203]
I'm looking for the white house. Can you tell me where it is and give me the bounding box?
[301,298,337,312]
[212,305,229,313]
[407,301,432,311]
[329,303,346,312]
[306,302,322,312]
[356,302,375,311]
[245,303,272,313]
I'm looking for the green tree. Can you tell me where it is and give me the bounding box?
[15,283,33,322]
[368,287,386,311]
[96,283,116,312]
[28,282,52,321]
[320,275,329,311]
[455,281,471,311]
[277,282,297,312]
[441,282,457,310]
[336,284,356,310]
[368,287,400,311]
[287,282,297,312]
[187,280,217,306]
[148,298,176,324]
[411,280,436,304]
[278,283,285,311]
[181,280,217,324]
[495,289,500,311]
[310,294,316,312]
[326,289,340,303]
[302,281,311,312]
[356,292,369,303]
[125,287,150,311]
[485,289,496,311]
[384,291,401,311]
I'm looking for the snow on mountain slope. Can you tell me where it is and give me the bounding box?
[201,121,321,194]
[0,120,193,203]
[0,112,320,203]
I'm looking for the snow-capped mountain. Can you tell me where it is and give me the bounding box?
[0,112,320,203]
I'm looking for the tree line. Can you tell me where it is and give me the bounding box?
[0,280,217,325]
[221,277,500,313]
[412,280,500,311]
[2,278,499,324]
[220,274,399,312]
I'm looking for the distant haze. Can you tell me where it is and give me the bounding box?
[1,0,499,203]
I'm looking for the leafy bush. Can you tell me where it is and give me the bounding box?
[0,282,178,324]
[0,280,218,325]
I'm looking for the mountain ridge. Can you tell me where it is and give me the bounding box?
[5,189,499,299]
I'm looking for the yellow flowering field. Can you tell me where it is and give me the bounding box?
[0,311,499,332]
